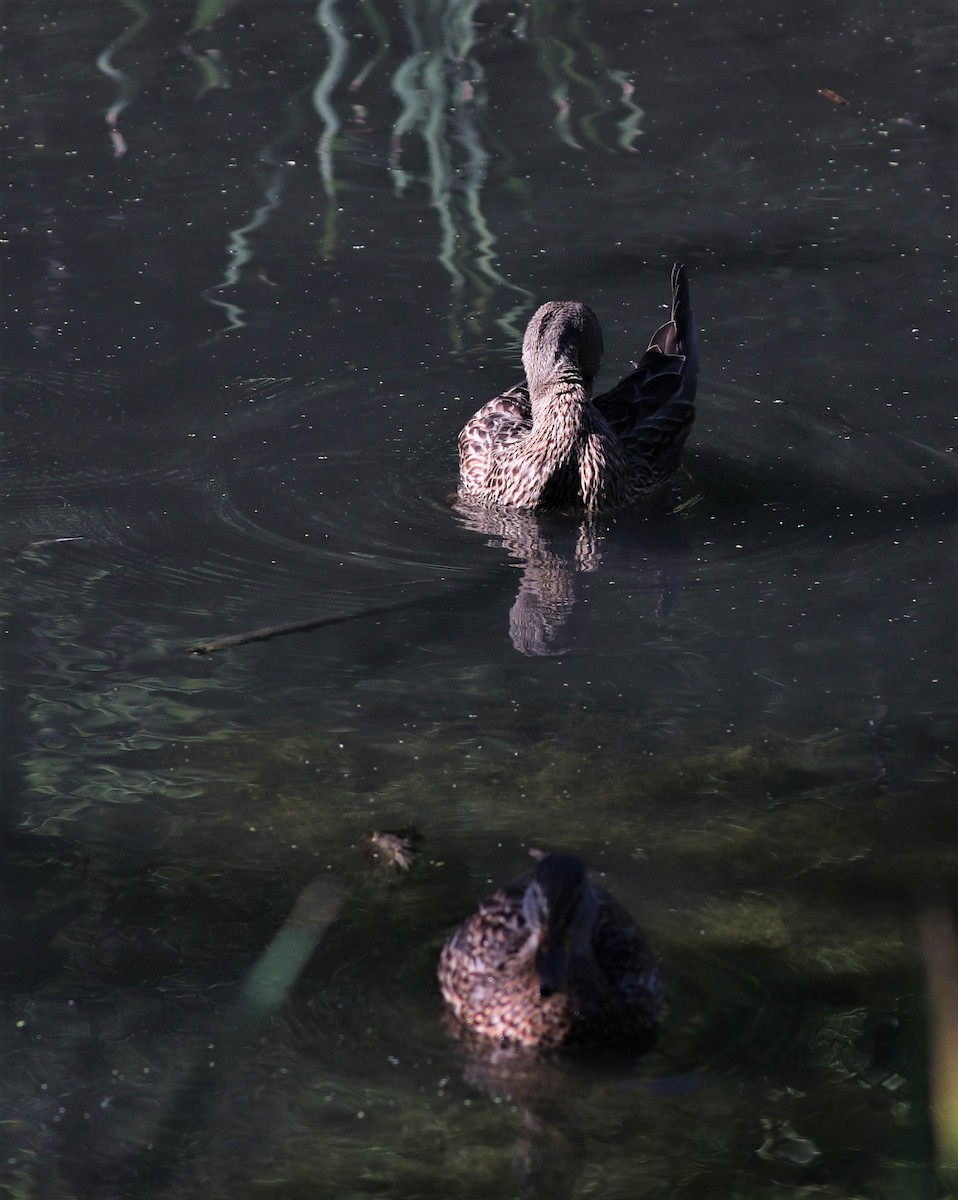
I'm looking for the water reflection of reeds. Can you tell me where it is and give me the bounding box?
[92,1,648,343]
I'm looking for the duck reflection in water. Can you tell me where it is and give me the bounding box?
[454,503,690,655]
[455,264,698,653]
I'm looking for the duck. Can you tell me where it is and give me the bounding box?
[438,850,663,1048]
[457,263,698,512]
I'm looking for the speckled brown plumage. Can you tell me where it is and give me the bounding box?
[438,852,663,1048]
[457,264,698,512]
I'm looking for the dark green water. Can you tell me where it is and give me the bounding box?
[2,1,956,1196]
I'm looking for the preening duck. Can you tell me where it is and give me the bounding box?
[457,263,698,512]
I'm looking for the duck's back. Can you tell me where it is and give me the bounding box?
[438,875,543,1043]
[457,384,532,498]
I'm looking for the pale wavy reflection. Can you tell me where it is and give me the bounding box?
[519,0,646,151]
[314,0,349,209]
[95,0,150,158]
[389,0,534,340]
[204,165,287,336]
[92,0,649,338]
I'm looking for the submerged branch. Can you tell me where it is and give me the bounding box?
[186,580,441,654]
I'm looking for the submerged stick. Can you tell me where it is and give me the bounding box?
[188,611,370,654]
[920,908,958,1178]
[238,879,343,1021]
[123,877,343,1196]
[186,585,437,655]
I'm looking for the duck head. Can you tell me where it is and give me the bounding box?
[522,851,600,997]
[521,302,604,399]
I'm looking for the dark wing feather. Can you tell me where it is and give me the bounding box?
[593,263,698,489]
[591,887,664,1021]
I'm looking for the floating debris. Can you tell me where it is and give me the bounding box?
[367,828,420,873]
[818,88,849,106]
[16,535,85,554]
[757,1120,822,1166]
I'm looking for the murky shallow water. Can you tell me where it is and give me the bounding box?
[3,0,956,1196]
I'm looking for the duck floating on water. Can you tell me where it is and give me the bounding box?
[438,850,663,1048]
[457,264,698,512]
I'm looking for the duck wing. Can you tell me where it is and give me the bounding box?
[438,874,537,1018]
[457,383,532,494]
[590,887,664,1021]
[594,263,698,489]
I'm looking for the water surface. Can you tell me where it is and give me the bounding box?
[2,1,956,1196]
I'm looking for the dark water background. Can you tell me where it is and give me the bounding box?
[2,1,956,1196]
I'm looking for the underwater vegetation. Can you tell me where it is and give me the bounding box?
[5,710,956,1196]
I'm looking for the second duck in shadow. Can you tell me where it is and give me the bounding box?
[438,850,663,1050]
